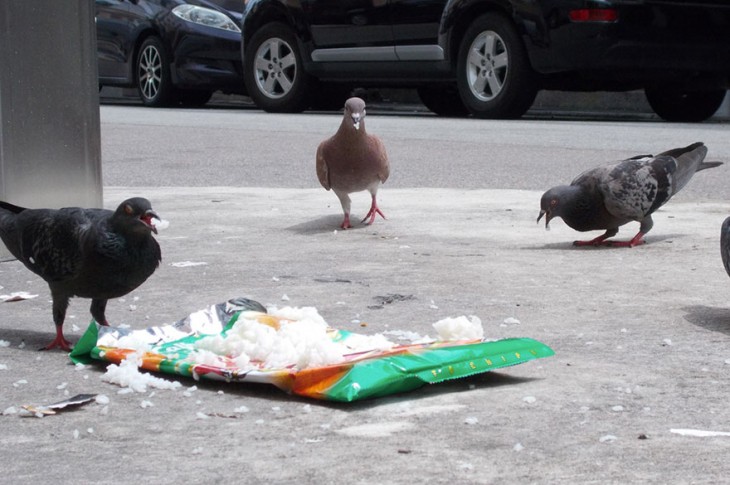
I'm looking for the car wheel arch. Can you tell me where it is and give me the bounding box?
[242,3,310,48]
[443,1,521,67]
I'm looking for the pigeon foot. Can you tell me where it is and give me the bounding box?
[41,333,73,352]
[606,233,646,248]
[361,203,386,225]
[573,234,612,247]
[574,232,645,248]
[340,214,352,230]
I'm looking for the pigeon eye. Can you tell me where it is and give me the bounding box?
[124,204,134,215]
[550,199,557,207]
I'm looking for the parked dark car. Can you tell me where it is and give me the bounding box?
[241,0,730,121]
[96,0,245,107]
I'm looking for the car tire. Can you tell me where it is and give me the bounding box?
[177,89,214,107]
[244,22,313,113]
[136,36,176,107]
[644,87,726,122]
[456,14,537,119]
[417,85,469,117]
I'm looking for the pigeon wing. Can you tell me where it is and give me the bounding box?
[16,208,91,282]
[369,134,390,183]
[316,140,331,190]
[599,156,675,220]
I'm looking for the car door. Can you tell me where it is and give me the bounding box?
[390,0,448,60]
[95,0,133,81]
[303,0,396,61]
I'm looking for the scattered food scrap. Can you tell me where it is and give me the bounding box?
[19,394,97,418]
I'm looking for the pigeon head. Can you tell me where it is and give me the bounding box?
[344,97,366,130]
[537,186,579,230]
[113,197,160,235]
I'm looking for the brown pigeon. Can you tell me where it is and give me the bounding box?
[0,197,161,350]
[538,142,722,247]
[316,97,390,229]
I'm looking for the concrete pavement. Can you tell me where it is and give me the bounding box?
[1,186,729,483]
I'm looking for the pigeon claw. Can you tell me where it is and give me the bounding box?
[573,235,612,247]
[573,232,646,248]
[41,334,74,352]
[361,207,386,225]
[361,196,387,225]
[606,233,646,248]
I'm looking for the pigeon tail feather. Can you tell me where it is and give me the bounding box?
[668,142,718,194]
[697,161,723,172]
[0,200,26,214]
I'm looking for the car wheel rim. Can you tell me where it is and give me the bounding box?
[139,45,162,101]
[466,31,508,102]
[253,37,297,99]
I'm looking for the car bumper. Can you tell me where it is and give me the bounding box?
[528,2,730,81]
[169,23,244,93]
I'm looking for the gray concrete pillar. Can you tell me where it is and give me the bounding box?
[0,1,103,260]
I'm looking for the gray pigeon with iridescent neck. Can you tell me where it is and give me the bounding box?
[538,142,721,247]
[316,97,390,229]
[0,198,161,350]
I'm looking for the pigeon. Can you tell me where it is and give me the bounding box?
[721,217,730,278]
[538,142,722,247]
[0,197,161,350]
[316,97,390,229]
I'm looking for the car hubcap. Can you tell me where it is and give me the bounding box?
[254,37,296,99]
[139,45,162,101]
[466,31,508,102]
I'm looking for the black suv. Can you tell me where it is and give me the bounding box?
[241,0,730,122]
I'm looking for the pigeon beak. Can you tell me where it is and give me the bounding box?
[141,209,159,234]
[352,114,361,130]
[537,210,551,230]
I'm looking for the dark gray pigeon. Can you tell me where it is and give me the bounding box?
[316,97,389,229]
[721,217,730,278]
[0,197,161,350]
[538,142,722,247]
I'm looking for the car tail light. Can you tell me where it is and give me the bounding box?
[569,9,619,22]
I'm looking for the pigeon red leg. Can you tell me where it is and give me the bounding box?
[573,234,611,246]
[573,228,618,247]
[607,217,652,247]
[42,294,73,351]
[334,191,353,229]
[90,299,110,326]
[606,232,646,248]
[361,194,386,225]
[340,213,352,230]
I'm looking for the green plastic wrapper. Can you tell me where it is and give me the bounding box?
[70,298,554,402]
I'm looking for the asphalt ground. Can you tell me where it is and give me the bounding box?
[1,185,729,484]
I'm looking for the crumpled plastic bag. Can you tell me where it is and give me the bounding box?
[70,298,554,402]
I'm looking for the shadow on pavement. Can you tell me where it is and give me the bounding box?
[682,305,730,336]
[286,215,374,234]
[0,328,60,352]
[524,232,685,251]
